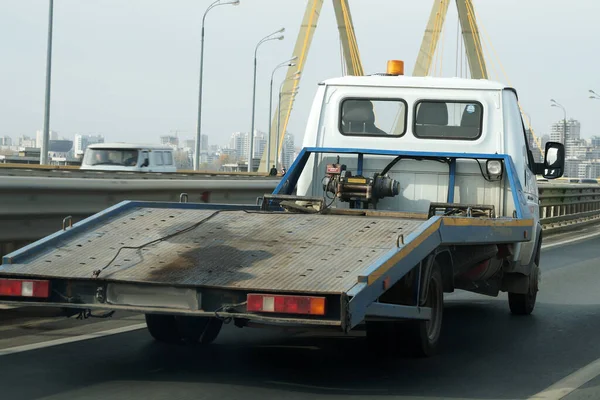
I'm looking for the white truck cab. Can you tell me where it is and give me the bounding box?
[298,61,564,281]
[80,143,177,173]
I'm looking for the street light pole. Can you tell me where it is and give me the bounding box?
[40,0,54,165]
[194,0,240,171]
[248,28,284,172]
[267,58,297,172]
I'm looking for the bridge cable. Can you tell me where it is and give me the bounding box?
[469,2,544,155]
[464,0,486,78]
[438,9,446,76]
[465,0,487,77]
[455,16,460,76]
[340,0,363,75]
[427,6,441,75]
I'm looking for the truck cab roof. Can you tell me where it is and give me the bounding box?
[320,75,511,92]
[87,143,174,151]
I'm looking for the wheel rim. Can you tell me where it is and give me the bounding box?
[425,278,442,341]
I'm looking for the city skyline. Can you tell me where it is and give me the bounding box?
[2,1,599,151]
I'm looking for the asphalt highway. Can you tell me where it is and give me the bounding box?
[2,227,600,400]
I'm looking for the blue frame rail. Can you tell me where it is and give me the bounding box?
[273,146,528,219]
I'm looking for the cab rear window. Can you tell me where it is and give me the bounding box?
[414,101,483,140]
[340,98,407,137]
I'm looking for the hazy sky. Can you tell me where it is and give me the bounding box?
[1,0,599,147]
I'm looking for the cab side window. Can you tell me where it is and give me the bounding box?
[155,152,164,166]
[503,90,534,171]
[164,152,173,166]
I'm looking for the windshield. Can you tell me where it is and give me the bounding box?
[83,148,140,167]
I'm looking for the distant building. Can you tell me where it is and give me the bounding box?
[280,133,295,169]
[18,135,36,148]
[564,157,600,179]
[160,135,179,148]
[550,119,580,145]
[200,135,209,152]
[35,130,58,148]
[253,131,267,159]
[74,134,104,157]
[541,134,550,150]
[0,136,12,147]
[229,132,249,161]
[183,139,195,150]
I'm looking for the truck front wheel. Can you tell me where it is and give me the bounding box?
[508,264,539,315]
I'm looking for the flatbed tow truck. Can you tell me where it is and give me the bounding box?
[0,61,565,356]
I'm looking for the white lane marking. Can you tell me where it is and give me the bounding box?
[542,229,600,250]
[0,323,146,356]
[528,358,600,399]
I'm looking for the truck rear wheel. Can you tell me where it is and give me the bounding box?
[145,314,223,345]
[177,316,223,344]
[366,265,444,357]
[145,314,180,343]
[401,266,444,357]
[508,264,539,315]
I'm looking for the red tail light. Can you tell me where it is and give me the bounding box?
[247,294,325,316]
[0,279,50,298]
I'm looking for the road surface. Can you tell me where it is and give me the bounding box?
[1,227,600,400]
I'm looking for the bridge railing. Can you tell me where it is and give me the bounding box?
[539,183,600,232]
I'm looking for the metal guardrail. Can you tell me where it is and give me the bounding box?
[1,178,599,256]
[0,176,279,245]
[539,183,600,231]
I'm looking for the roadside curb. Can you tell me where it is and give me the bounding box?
[542,217,600,236]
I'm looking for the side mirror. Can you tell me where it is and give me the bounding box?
[141,158,149,167]
[535,141,565,179]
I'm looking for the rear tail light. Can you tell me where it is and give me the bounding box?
[0,279,50,298]
[247,294,325,316]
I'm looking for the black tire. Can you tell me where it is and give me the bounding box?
[400,266,444,357]
[145,314,180,343]
[365,266,444,357]
[177,316,223,344]
[365,321,393,352]
[508,264,539,316]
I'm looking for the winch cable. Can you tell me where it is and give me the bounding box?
[91,209,238,279]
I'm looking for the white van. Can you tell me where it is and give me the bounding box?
[80,143,177,173]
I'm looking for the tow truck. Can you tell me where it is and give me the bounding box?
[0,61,565,356]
